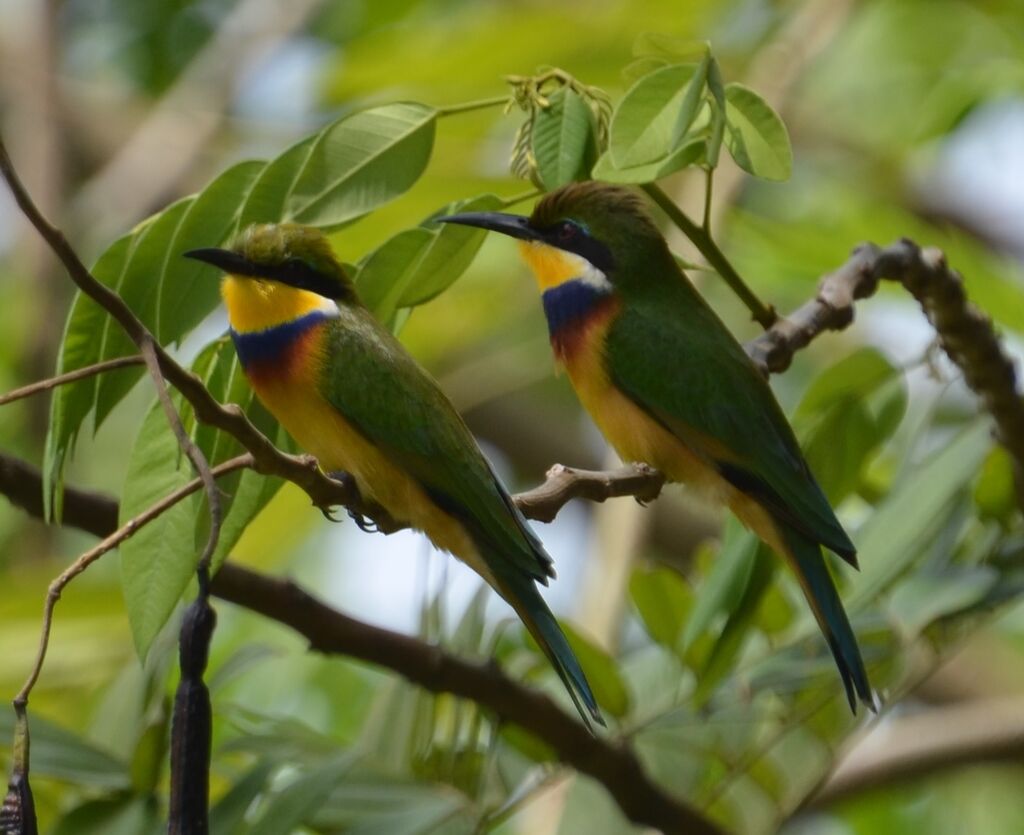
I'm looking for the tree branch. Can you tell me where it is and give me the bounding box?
[0,450,723,835]
[811,698,1024,807]
[745,239,1024,500]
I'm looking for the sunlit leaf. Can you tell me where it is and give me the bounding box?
[723,83,792,181]
[608,63,702,168]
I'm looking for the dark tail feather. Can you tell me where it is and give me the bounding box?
[496,568,604,730]
[780,525,873,713]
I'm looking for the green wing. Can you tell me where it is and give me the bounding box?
[319,308,553,582]
[606,285,856,561]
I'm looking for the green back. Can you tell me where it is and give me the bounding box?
[318,305,553,582]
[606,270,855,559]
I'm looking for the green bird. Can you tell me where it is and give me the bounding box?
[440,182,872,711]
[184,223,602,727]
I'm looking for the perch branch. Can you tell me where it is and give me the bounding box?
[0,356,143,406]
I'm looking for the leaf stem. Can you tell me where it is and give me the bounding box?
[499,188,541,209]
[702,168,714,233]
[437,95,512,117]
[642,183,776,328]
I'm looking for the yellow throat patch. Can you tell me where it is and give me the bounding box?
[221,275,337,333]
[517,241,593,291]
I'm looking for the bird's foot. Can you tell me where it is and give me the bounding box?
[321,470,379,532]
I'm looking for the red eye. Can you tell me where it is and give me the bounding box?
[558,221,577,242]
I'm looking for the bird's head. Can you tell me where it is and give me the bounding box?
[439,182,671,294]
[185,223,354,301]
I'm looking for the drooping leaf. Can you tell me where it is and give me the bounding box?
[247,756,355,835]
[723,83,792,181]
[681,519,761,653]
[531,87,599,189]
[356,228,435,324]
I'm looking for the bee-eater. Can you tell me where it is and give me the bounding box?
[184,224,602,727]
[440,183,872,711]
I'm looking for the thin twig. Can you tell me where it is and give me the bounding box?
[11,454,250,707]
[643,182,777,328]
[0,354,143,407]
[139,337,221,590]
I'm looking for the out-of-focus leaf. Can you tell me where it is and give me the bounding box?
[311,773,474,834]
[681,519,760,653]
[889,567,999,638]
[247,756,355,835]
[0,710,129,790]
[532,87,599,189]
[802,399,877,502]
[210,760,276,835]
[52,796,162,835]
[974,446,1018,525]
[629,564,693,648]
[561,622,630,718]
[608,64,702,168]
[450,582,491,655]
[849,420,992,609]
[723,83,792,180]
[694,545,775,705]
[797,349,898,416]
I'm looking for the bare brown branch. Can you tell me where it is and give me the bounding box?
[745,239,1024,503]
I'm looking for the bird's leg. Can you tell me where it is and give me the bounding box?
[322,470,379,532]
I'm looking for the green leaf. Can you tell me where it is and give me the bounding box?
[591,135,705,184]
[889,567,999,638]
[629,564,693,647]
[694,546,775,705]
[287,103,437,227]
[723,83,792,181]
[356,227,435,324]
[248,756,356,835]
[609,63,703,168]
[450,582,491,655]
[53,797,162,835]
[670,51,709,149]
[561,622,630,718]
[681,519,761,653]
[210,760,277,835]
[397,194,503,309]
[0,709,130,790]
[802,399,878,503]
[531,87,599,189]
[311,773,473,834]
[848,420,992,610]
[119,399,199,658]
[797,348,898,416]
[974,446,1018,524]
[705,57,726,168]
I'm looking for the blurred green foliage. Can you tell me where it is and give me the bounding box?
[1,1,1023,834]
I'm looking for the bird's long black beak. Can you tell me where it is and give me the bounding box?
[183,247,262,278]
[437,211,542,242]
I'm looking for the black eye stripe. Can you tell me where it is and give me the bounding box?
[542,221,614,274]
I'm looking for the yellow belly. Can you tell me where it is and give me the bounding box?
[562,335,787,555]
[252,374,494,582]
